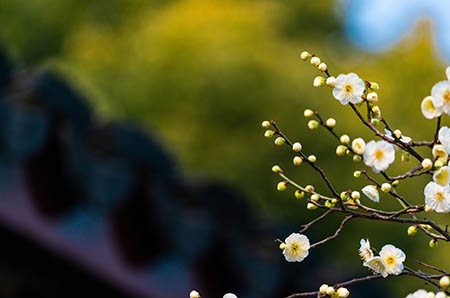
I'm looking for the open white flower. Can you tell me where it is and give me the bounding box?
[424,181,450,213]
[282,233,310,262]
[439,126,450,153]
[432,144,448,161]
[433,166,450,185]
[447,66,450,81]
[379,244,405,276]
[363,140,395,172]
[362,185,379,203]
[332,73,365,105]
[359,239,374,262]
[352,137,366,155]
[364,256,388,277]
[431,80,450,115]
[421,96,443,119]
[406,289,428,298]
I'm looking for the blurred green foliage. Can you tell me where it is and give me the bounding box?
[1,0,449,296]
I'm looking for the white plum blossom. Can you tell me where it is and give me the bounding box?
[433,166,450,185]
[424,181,450,213]
[352,137,366,155]
[332,73,365,105]
[359,239,374,262]
[406,289,428,298]
[223,294,238,298]
[447,66,450,81]
[421,96,443,119]
[431,80,450,115]
[432,144,448,161]
[282,233,310,262]
[379,244,406,276]
[363,140,395,172]
[362,185,380,203]
[439,126,450,153]
[364,256,388,277]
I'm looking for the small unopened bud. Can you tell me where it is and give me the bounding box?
[371,118,380,126]
[424,204,433,212]
[340,134,350,144]
[367,92,378,102]
[351,191,360,200]
[353,170,361,178]
[307,203,318,210]
[272,165,282,173]
[279,242,286,250]
[293,156,303,166]
[353,155,362,162]
[421,224,432,230]
[308,120,319,130]
[319,284,329,294]
[295,190,304,199]
[313,76,325,87]
[277,181,288,191]
[381,183,391,193]
[439,276,450,287]
[326,287,335,296]
[261,120,271,128]
[429,239,438,248]
[264,130,274,138]
[392,180,400,187]
[292,142,302,152]
[422,158,433,170]
[393,129,402,139]
[434,160,444,169]
[308,155,317,162]
[340,191,349,200]
[305,185,314,192]
[190,290,201,298]
[407,226,417,236]
[274,137,285,146]
[318,63,327,72]
[331,198,338,204]
[435,292,446,298]
[337,287,350,298]
[426,292,436,298]
[311,194,320,202]
[310,56,321,66]
[401,152,411,162]
[326,76,336,87]
[300,51,311,61]
[324,200,334,208]
[336,145,346,156]
[369,82,379,90]
[304,109,314,117]
[326,118,336,128]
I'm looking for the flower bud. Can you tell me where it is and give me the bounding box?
[326,287,335,296]
[340,191,349,200]
[319,284,329,294]
[367,92,378,102]
[310,56,321,66]
[326,76,336,87]
[435,292,445,298]
[308,120,319,130]
[326,118,336,128]
[429,239,438,248]
[300,51,311,61]
[371,106,381,118]
[295,190,305,199]
[426,292,436,298]
[337,287,350,298]
[421,224,432,230]
[432,144,448,161]
[331,198,338,204]
[190,290,201,298]
[324,200,334,207]
[394,129,402,139]
[277,181,288,191]
[340,134,350,144]
[407,226,417,236]
[434,160,444,169]
[293,156,303,166]
[313,76,325,87]
[336,145,347,156]
[424,204,433,212]
[369,82,379,90]
[401,152,411,162]
[422,158,433,170]
[261,120,271,128]
[318,63,327,71]
[272,165,282,173]
[274,137,285,146]
[307,203,318,210]
[279,242,286,250]
[381,183,391,193]
[351,191,360,200]
[439,276,450,287]
[353,155,362,162]
[392,180,400,187]
[305,185,314,192]
[371,118,380,126]
[292,142,303,152]
[308,155,317,162]
[353,170,361,178]
[304,109,314,117]
[311,194,319,202]
[264,130,274,138]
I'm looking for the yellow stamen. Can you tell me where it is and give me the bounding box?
[375,149,384,159]
[385,256,395,265]
[435,191,444,201]
[344,84,353,93]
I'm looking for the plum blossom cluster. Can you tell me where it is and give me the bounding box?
[259,51,450,297]
[406,275,450,298]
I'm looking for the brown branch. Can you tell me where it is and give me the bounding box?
[310,215,353,248]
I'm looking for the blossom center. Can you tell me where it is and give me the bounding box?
[344,84,353,93]
[435,191,444,201]
[385,256,395,265]
[290,243,300,255]
[375,149,384,159]
[444,90,450,103]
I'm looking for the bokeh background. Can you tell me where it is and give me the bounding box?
[0,0,449,297]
